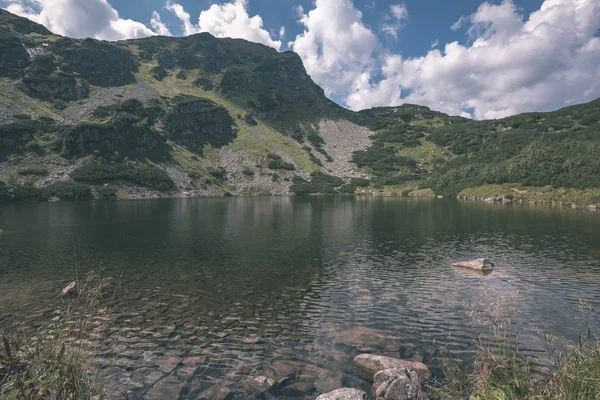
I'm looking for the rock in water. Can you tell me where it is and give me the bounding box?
[61,281,77,296]
[353,354,431,379]
[451,258,494,271]
[316,388,369,400]
[373,369,428,400]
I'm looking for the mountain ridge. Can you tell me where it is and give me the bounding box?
[1,8,600,207]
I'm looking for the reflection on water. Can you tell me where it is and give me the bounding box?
[1,197,600,399]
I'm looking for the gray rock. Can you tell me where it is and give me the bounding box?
[316,388,369,400]
[155,354,182,373]
[353,354,431,379]
[451,258,494,271]
[145,376,185,400]
[373,369,428,400]
[198,385,232,400]
[61,281,77,296]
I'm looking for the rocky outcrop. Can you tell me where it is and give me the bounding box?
[163,96,235,153]
[373,369,428,400]
[451,258,494,271]
[316,388,369,400]
[353,354,431,379]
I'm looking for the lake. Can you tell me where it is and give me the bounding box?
[1,197,599,399]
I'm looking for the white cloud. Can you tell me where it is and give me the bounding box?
[166,1,197,36]
[431,39,439,49]
[3,0,169,40]
[289,0,378,97]
[279,26,285,39]
[451,15,468,31]
[381,3,408,39]
[344,0,600,119]
[150,11,171,36]
[167,0,281,50]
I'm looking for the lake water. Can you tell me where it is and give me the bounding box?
[1,197,600,399]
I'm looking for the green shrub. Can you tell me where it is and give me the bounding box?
[44,181,93,201]
[0,181,48,203]
[338,184,355,194]
[350,177,370,187]
[291,172,344,195]
[18,166,48,176]
[242,168,254,176]
[71,162,175,191]
[96,185,116,199]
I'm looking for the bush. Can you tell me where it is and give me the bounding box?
[71,162,175,191]
[95,185,116,199]
[18,166,48,176]
[0,181,48,203]
[338,184,355,194]
[44,181,93,201]
[266,153,295,170]
[291,172,344,195]
[350,177,370,187]
[242,168,254,176]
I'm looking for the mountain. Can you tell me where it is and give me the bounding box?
[1,9,600,206]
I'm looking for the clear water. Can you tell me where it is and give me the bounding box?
[1,197,599,399]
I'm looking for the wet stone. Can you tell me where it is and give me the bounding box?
[156,354,183,373]
[145,376,185,400]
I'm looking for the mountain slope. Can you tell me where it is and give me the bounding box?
[1,9,600,207]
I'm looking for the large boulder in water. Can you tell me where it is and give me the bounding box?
[451,258,494,271]
[353,354,430,379]
[316,388,369,400]
[373,369,428,400]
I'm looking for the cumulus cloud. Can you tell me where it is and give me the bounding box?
[166,0,281,50]
[342,0,600,119]
[381,3,408,39]
[289,0,378,97]
[3,0,169,40]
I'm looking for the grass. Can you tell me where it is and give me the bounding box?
[0,271,114,399]
[433,299,600,400]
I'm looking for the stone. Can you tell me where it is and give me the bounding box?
[62,281,77,296]
[353,354,430,379]
[155,354,182,373]
[451,258,494,271]
[130,368,164,386]
[316,388,369,400]
[243,375,276,394]
[145,376,185,400]
[373,369,428,400]
[198,385,232,400]
[315,374,344,394]
[177,366,198,381]
[182,356,206,366]
[333,326,400,352]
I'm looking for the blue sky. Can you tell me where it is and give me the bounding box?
[109,0,544,56]
[2,0,599,119]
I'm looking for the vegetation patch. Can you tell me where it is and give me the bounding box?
[291,172,344,195]
[71,161,175,192]
[266,153,295,171]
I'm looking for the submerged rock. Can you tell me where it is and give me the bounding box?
[373,369,428,400]
[316,387,369,400]
[353,354,430,379]
[145,376,185,400]
[451,258,494,271]
[333,326,400,352]
[61,281,77,296]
